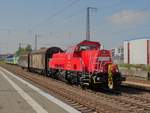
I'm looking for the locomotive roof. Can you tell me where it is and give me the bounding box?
[31,48,48,54]
[77,40,101,47]
[30,47,63,54]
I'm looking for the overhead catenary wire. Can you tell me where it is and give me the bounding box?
[29,0,120,31]
[31,0,81,30]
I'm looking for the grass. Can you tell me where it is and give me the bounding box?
[119,64,150,72]
[0,60,6,64]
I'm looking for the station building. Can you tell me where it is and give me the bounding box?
[124,38,150,65]
[111,46,124,64]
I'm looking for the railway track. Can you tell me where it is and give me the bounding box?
[84,86,150,113]
[1,64,150,113]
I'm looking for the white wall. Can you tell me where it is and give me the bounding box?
[130,39,147,64]
[124,41,128,64]
[124,39,149,65]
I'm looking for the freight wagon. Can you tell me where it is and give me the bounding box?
[18,54,29,69]
[18,47,63,75]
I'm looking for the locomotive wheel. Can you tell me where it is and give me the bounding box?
[49,69,59,79]
[65,72,73,84]
[58,70,66,82]
[79,77,87,89]
[80,78,85,89]
[80,83,86,89]
[89,77,94,89]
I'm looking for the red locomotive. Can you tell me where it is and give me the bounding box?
[49,40,125,89]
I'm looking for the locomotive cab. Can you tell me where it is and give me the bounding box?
[89,49,123,89]
[74,41,124,89]
[73,40,100,57]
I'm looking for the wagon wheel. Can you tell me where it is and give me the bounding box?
[89,76,94,89]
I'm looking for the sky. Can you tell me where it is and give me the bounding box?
[0,0,150,53]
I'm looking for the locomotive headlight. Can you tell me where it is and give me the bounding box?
[100,70,103,72]
[97,77,100,81]
[116,69,119,72]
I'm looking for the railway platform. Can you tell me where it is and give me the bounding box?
[0,66,80,113]
[123,76,150,89]
[123,81,150,90]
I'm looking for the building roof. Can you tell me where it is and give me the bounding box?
[124,37,150,42]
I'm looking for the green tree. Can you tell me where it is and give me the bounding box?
[15,44,32,56]
[25,44,32,52]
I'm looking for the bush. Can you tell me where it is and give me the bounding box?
[119,64,150,72]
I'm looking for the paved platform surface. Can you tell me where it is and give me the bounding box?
[123,81,150,89]
[0,67,80,113]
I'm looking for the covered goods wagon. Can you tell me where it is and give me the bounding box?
[29,47,63,74]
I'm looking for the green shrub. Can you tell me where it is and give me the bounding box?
[119,64,150,72]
